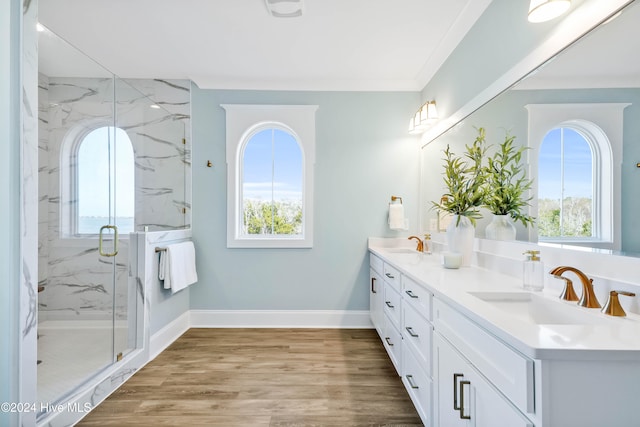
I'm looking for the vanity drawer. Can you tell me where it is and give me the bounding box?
[383,263,401,292]
[370,253,383,274]
[402,340,432,426]
[383,282,402,328]
[402,302,433,376]
[402,275,432,321]
[383,316,402,375]
[433,298,534,415]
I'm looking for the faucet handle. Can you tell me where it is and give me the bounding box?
[602,290,636,317]
[552,274,579,302]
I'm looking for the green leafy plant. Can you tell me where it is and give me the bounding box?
[431,128,488,226]
[483,131,535,227]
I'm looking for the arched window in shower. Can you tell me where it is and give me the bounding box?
[62,125,135,237]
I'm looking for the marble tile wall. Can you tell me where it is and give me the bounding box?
[38,75,191,321]
[22,0,39,425]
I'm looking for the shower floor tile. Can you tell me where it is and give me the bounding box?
[37,322,126,407]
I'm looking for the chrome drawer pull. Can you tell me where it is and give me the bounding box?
[453,373,463,411]
[459,380,471,420]
[405,290,419,298]
[405,375,419,389]
[405,326,419,338]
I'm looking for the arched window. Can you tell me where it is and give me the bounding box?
[526,103,627,249]
[64,126,135,236]
[241,127,303,236]
[223,104,317,248]
[538,127,594,239]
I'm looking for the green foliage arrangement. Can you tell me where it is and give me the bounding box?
[431,128,488,226]
[483,131,535,227]
[243,200,302,235]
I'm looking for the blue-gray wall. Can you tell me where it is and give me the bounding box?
[190,88,420,311]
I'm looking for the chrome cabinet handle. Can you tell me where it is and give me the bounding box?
[459,380,471,420]
[453,373,463,411]
[405,375,419,389]
[385,301,394,308]
[385,273,395,279]
[405,326,419,338]
[385,337,394,346]
[405,290,419,298]
[371,277,377,293]
[99,225,119,257]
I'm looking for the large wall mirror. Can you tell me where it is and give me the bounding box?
[421,0,640,255]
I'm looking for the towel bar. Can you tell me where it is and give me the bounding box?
[155,247,167,253]
[391,195,403,204]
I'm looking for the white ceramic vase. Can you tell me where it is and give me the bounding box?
[446,215,475,267]
[485,214,516,241]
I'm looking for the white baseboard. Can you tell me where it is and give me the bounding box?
[189,309,374,329]
[149,311,190,360]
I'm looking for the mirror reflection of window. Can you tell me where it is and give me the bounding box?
[77,126,135,234]
[538,127,594,239]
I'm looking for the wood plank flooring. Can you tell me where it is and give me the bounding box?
[77,328,423,426]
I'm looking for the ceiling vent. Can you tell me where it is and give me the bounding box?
[264,0,304,18]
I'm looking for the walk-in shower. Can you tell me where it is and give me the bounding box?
[37,25,189,420]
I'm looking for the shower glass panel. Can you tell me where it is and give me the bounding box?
[37,25,119,411]
[35,25,185,418]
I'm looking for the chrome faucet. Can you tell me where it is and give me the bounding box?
[549,266,601,308]
[408,236,424,252]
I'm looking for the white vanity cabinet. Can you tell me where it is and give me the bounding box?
[435,334,534,427]
[368,245,640,427]
[369,253,384,336]
[401,275,434,426]
[378,260,403,374]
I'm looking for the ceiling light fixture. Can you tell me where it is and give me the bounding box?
[408,101,438,135]
[264,0,304,18]
[528,0,571,23]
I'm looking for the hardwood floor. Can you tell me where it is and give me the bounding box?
[77,328,423,426]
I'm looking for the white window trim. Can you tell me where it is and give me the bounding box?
[222,104,318,248]
[525,103,629,250]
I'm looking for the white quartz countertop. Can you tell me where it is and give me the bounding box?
[369,241,640,361]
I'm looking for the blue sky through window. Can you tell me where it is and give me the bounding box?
[538,127,592,200]
[78,127,134,229]
[242,128,302,202]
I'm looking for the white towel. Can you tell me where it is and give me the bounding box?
[388,203,406,230]
[159,241,198,294]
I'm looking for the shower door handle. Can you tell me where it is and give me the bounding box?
[99,225,119,257]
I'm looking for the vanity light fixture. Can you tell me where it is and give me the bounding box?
[528,0,571,23]
[264,0,304,18]
[408,100,438,135]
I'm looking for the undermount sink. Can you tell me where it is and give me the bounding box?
[386,247,424,264]
[468,291,606,325]
[387,248,420,254]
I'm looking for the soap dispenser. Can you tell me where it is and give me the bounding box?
[423,233,432,254]
[523,250,544,291]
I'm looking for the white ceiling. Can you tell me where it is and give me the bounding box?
[38,0,491,91]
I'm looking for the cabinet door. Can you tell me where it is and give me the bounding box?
[435,335,534,427]
[369,268,383,337]
[435,335,472,427]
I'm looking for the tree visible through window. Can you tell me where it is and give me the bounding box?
[241,128,302,236]
[77,126,134,234]
[537,127,593,238]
